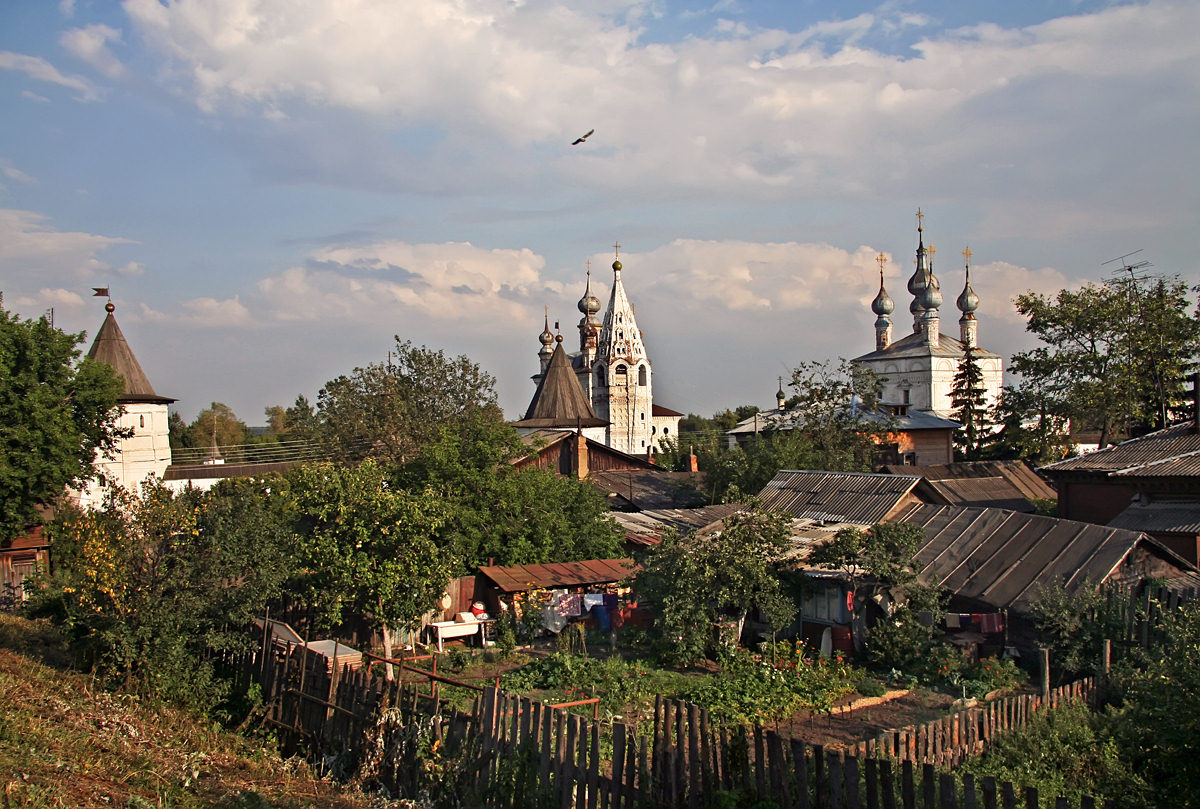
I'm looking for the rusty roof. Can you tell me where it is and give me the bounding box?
[612,504,745,544]
[899,504,1193,612]
[589,469,706,510]
[1042,422,1200,475]
[758,470,921,525]
[478,559,638,593]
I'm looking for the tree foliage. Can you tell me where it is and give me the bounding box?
[314,339,500,465]
[950,344,991,460]
[286,460,457,665]
[1011,275,1200,446]
[34,479,297,710]
[0,308,125,541]
[394,414,623,570]
[633,505,796,666]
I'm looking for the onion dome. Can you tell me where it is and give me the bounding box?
[957,249,980,316]
[577,268,601,317]
[539,310,554,348]
[920,272,943,310]
[872,261,895,316]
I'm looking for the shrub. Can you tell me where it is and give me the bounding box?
[856,678,886,698]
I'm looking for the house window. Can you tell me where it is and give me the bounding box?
[640,412,645,421]
[802,584,847,624]
[663,427,669,435]
[615,365,627,379]
[638,365,647,386]
[904,452,917,465]
[902,388,911,404]
[139,415,145,428]
[596,368,606,387]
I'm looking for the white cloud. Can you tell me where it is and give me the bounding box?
[0,159,36,185]
[0,209,135,288]
[140,296,252,327]
[255,240,554,325]
[61,24,128,79]
[0,51,97,100]
[118,0,1200,211]
[21,90,51,103]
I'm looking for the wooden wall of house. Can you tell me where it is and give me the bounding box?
[894,430,954,466]
[1057,480,1137,525]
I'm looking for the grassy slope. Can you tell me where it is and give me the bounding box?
[0,615,373,809]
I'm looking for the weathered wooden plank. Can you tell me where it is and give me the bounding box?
[791,739,811,809]
[828,753,844,809]
[767,731,791,809]
[938,772,956,809]
[901,760,915,809]
[922,763,936,809]
[754,725,767,801]
[880,757,896,809]
[688,704,702,809]
[844,755,861,809]
[864,757,880,809]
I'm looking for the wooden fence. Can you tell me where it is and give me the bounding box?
[831,678,1097,769]
[235,646,1108,808]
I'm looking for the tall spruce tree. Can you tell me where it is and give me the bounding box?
[950,343,990,460]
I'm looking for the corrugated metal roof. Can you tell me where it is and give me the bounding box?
[1042,422,1200,475]
[885,461,1057,504]
[1109,502,1200,534]
[478,559,637,593]
[758,470,921,525]
[727,404,958,435]
[901,504,1160,612]
[1113,452,1200,478]
[589,469,707,510]
[612,504,744,544]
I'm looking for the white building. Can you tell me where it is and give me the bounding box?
[523,251,682,457]
[76,301,174,507]
[852,216,1003,419]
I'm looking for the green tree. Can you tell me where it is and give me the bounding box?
[807,522,940,664]
[395,414,623,569]
[0,308,125,540]
[633,505,796,666]
[981,384,1072,465]
[35,479,295,710]
[185,402,251,454]
[287,461,457,675]
[1011,275,1200,447]
[315,339,500,465]
[950,344,991,460]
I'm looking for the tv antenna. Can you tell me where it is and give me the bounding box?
[1102,249,1153,283]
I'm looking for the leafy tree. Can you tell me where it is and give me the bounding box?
[807,522,941,664]
[287,460,457,674]
[0,308,125,541]
[184,402,252,453]
[1011,275,1200,447]
[781,359,888,470]
[35,479,295,710]
[395,414,623,569]
[950,343,991,459]
[981,384,1072,465]
[315,339,501,465]
[633,505,796,666]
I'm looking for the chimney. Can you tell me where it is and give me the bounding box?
[573,432,589,479]
[688,444,699,473]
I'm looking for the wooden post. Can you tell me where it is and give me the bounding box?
[792,739,811,809]
[1039,648,1050,697]
[880,758,896,809]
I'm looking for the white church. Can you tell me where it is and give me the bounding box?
[852,213,1004,418]
[515,249,682,457]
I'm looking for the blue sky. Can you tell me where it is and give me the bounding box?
[2,0,1197,424]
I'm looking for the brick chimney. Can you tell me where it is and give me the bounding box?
[573,431,589,479]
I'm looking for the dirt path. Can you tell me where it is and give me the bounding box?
[770,689,955,748]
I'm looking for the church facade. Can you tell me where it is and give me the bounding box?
[522,251,681,457]
[852,215,1003,419]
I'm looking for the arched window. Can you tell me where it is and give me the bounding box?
[638,365,647,386]
[615,364,627,380]
[596,365,606,386]
[663,427,669,435]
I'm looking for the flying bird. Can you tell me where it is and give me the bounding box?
[571,128,594,146]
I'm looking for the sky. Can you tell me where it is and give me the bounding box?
[1,0,1197,425]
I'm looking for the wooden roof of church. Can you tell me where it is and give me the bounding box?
[86,307,175,404]
[512,340,607,429]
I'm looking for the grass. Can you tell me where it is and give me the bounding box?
[0,614,376,809]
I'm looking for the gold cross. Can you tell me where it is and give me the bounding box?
[613,242,621,257]
[927,244,937,260]
[962,246,973,265]
[876,253,887,274]
[916,208,924,230]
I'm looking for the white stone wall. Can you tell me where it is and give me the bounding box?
[75,402,172,508]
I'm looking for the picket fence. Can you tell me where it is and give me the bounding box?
[232,645,1108,808]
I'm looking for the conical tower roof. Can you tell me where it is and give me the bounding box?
[86,303,174,404]
[597,256,647,363]
[513,339,607,429]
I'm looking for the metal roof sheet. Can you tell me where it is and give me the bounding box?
[478,558,637,593]
[589,469,707,510]
[853,330,1002,363]
[1042,422,1200,475]
[901,504,1154,612]
[758,470,921,525]
[1108,502,1200,534]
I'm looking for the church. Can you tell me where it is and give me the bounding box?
[852,213,1004,419]
[515,249,682,458]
